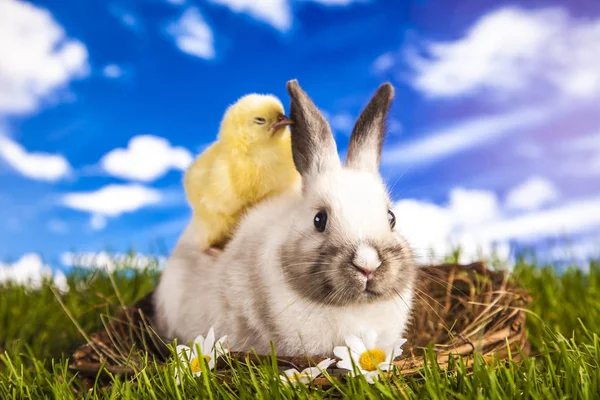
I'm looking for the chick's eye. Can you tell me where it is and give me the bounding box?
[254,117,266,125]
[387,210,396,230]
[314,210,327,232]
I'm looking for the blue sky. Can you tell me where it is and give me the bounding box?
[1,0,600,280]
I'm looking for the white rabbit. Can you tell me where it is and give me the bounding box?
[153,80,417,357]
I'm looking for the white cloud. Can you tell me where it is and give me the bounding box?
[311,0,364,4]
[0,0,89,115]
[47,218,69,234]
[564,131,600,152]
[515,142,543,159]
[375,7,600,178]
[90,214,107,231]
[381,103,551,167]
[209,0,291,31]
[99,135,193,182]
[0,135,71,182]
[448,187,499,226]
[121,14,137,27]
[387,118,403,135]
[61,184,162,217]
[540,235,600,266]
[208,0,363,32]
[560,157,600,178]
[393,184,600,265]
[103,64,124,79]
[393,189,509,265]
[54,270,68,292]
[591,154,600,174]
[167,0,186,4]
[405,7,600,99]
[393,199,455,258]
[475,196,600,243]
[395,188,504,264]
[61,251,166,271]
[0,253,68,291]
[372,52,394,74]
[558,131,600,177]
[167,7,215,59]
[330,112,354,133]
[505,176,559,211]
[110,6,141,32]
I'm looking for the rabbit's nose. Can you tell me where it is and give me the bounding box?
[352,245,382,279]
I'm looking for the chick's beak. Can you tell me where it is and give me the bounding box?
[270,113,294,134]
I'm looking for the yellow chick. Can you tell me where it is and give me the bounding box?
[184,93,300,254]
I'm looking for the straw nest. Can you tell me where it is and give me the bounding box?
[69,261,532,388]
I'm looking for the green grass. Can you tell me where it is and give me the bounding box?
[1,258,599,399]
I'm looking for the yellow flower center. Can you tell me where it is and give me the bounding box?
[189,355,211,373]
[359,349,386,371]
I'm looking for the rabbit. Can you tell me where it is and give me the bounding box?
[153,79,417,357]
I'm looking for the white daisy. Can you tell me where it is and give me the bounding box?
[333,330,407,384]
[173,327,228,385]
[279,358,336,386]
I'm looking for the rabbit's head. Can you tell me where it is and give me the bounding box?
[280,80,416,307]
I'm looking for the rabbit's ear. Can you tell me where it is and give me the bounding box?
[345,83,394,174]
[286,80,339,177]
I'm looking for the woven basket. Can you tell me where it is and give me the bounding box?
[69,262,531,388]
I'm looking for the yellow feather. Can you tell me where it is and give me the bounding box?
[184,93,300,249]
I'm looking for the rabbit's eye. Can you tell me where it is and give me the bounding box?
[314,211,327,232]
[254,117,266,125]
[387,210,396,230]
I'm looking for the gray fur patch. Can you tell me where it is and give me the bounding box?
[286,80,338,177]
[280,218,416,307]
[346,83,394,173]
[249,260,280,344]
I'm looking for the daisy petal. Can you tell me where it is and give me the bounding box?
[333,346,352,362]
[192,334,205,353]
[378,362,392,371]
[284,368,300,378]
[384,341,404,364]
[303,367,319,378]
[176,344,190,354]
[394,346,404,358]
[389,347,404,363]
[334,347,359,371]
[333,346,348,359]
[316,358,336,371]
[297,374,311,384]
[363,330,377,350]
[337,359,355,371]
[216,335,228,346]
[365,371,379,384]
[345,334,367,354]
[208,358,215,370]
[365,371,381,385]
[280,374,297,386]
[384,349,394,364]
[215,335,228,356]
[176,345,192,361]
[204,327,215,356]
[193,334,205,345]
[346,369,362,378]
